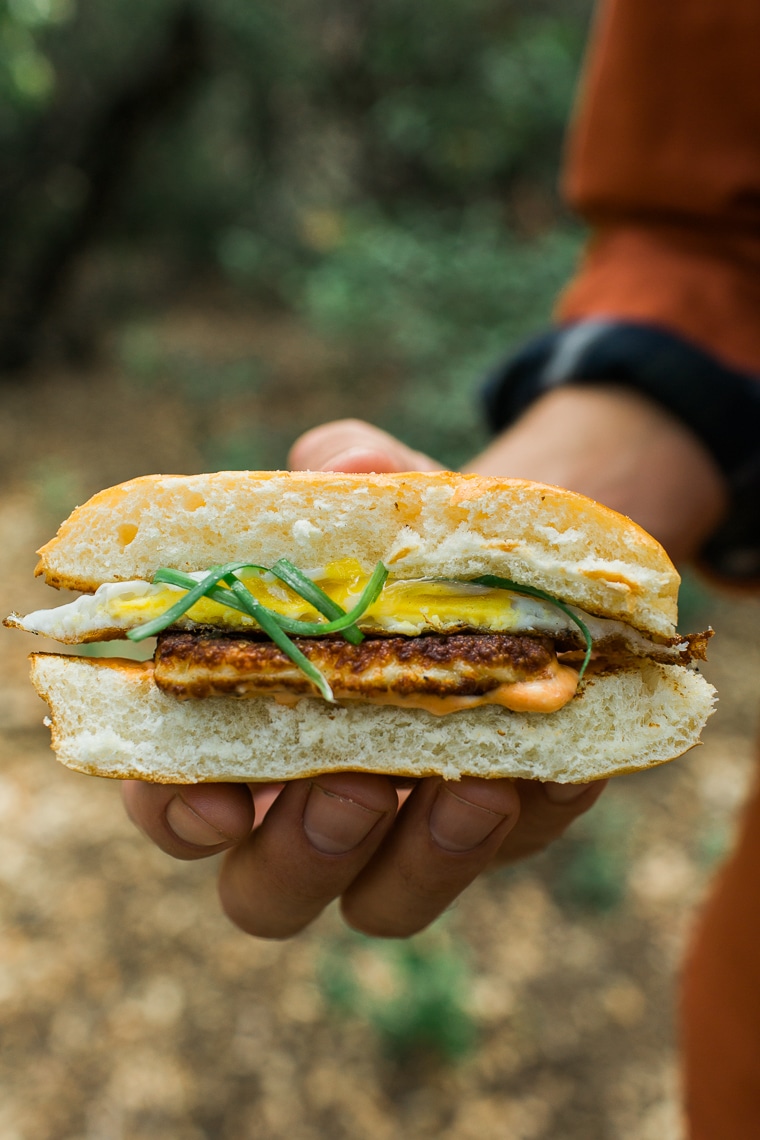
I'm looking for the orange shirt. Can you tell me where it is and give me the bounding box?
[557,0,760,377]
[557,9,760,1136]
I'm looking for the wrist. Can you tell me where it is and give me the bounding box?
[466,384,728,564]
[482,320,760,579]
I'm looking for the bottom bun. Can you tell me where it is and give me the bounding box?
[30,652,716,784]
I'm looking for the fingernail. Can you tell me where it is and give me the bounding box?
[429,785,506,852]
[543,781,593,804]
[166,795,229,846]
[303,784,384,854]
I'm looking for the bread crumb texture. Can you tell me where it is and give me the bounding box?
[35,471,679,637]
[30,653,715,785]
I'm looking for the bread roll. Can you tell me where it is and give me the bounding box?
[35,471,679,638]
[11,470,715,785]
[30,653,715,785]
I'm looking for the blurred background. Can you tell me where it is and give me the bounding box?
[0,0,591,470]
[1,1,760,1137]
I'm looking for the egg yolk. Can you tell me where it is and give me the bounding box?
[104,558,522,636]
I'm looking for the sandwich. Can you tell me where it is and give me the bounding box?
[5,470,715,784]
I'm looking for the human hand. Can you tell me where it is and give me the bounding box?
[122,416,607,940]
[470,385,727,565]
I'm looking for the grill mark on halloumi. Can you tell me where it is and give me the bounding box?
[154,630,561,701]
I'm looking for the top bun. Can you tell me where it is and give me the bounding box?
[35,470,679,638]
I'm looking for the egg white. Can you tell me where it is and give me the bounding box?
[8,560,677,659]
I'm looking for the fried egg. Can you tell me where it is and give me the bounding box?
[7,557,681,658]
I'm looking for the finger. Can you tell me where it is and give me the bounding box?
[492,778,608,864]
[249,782,285,827]
[288,418,443,473]
[341,776,520,938]
[122,780,255,861]
[218,773,399,939]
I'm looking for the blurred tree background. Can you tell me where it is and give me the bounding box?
[5,9,760,1137]
[1,0,592,465]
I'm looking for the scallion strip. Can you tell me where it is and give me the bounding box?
[125,562,259,642]
[219,573,335,701]
[149,562,388,637]
[472,574,593,681]
[271,558,364,644]
[127,560,334,700]
[126,558,390,702]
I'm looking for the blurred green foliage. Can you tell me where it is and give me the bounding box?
[0,0,67,110]
[70,638,155,661]
[118,322,269,401]
[116,0,590,263]
[546,800,633,915]
[319,925,476,1062]
[4,0,592,456]
[676,567,716,634]
[298,209,582,463]
[697,820,732,870]
[29,456,83,522]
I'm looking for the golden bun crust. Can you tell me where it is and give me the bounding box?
[30,653,715,785]
[35,470,679,638]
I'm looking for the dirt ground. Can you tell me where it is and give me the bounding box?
[1,298,759,1140]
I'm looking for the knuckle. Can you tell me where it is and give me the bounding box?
[217,870,314,940]
[340,897,428,940]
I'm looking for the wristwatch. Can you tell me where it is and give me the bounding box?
[483,319,760,580]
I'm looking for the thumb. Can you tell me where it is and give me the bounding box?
[288,419,443,474]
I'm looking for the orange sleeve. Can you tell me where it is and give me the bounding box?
[557,0,760,377]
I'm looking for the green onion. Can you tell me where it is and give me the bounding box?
[472,575,593,681]
[126,562,257,642]
[126,557,590,702]
[270,558,364,644]
[149,562,388,637]
[127,560,335,700]
[127,558,389,702]
[218,572,335,701]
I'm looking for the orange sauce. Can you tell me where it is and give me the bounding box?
[270,661,579,717]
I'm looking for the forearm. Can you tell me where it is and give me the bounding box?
[465,385,728,565]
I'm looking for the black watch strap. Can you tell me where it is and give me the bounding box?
[483,319,760,580]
